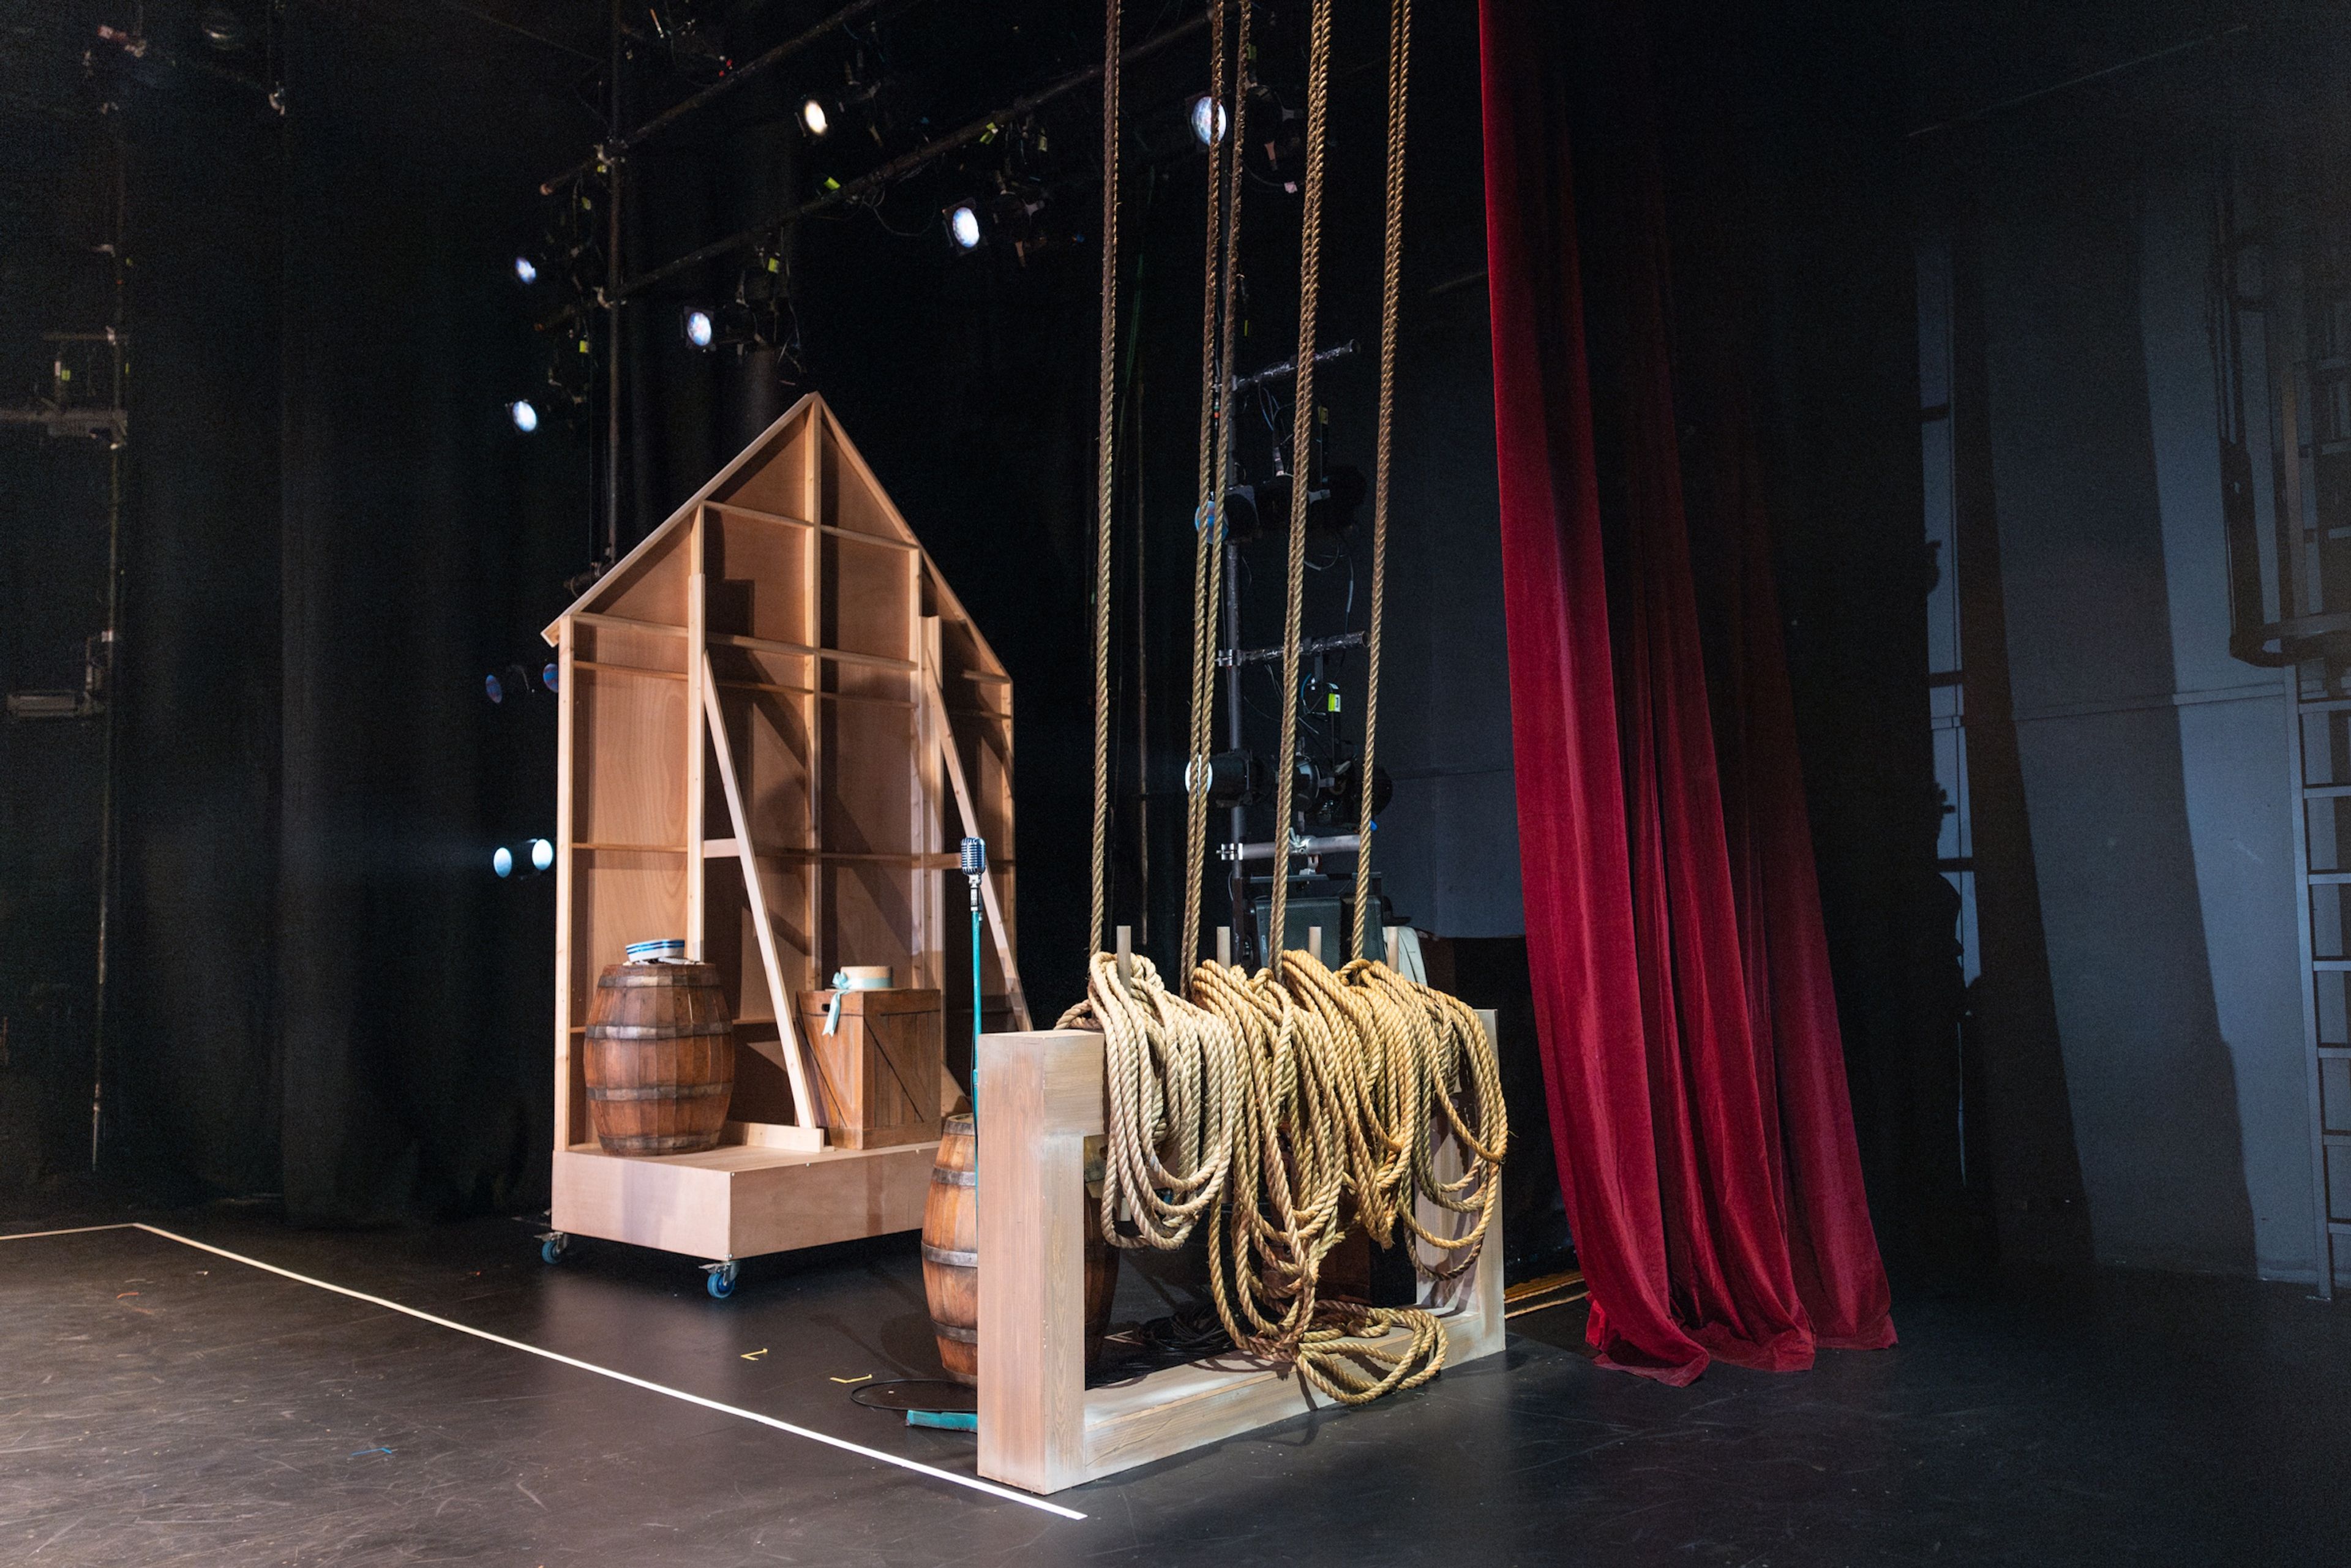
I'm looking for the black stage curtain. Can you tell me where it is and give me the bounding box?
[108,1,590,1223]
[272,5,586,1224]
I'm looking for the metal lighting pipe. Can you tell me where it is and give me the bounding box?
[539,0,896,194]
[1230,339,1357,392]
[88,123,130,1171]
[1224,832,1362,863]
[1219,631,1363,669]
[616,12,1209,301]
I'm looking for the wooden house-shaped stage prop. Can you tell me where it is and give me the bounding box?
[540,393,1029,1268]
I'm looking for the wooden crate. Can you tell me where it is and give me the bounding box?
[539,394,1030,1263]
[797,987,943,1150]
[974,1015,1506,1495]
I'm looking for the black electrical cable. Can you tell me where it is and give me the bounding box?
[849,1379,977,1414]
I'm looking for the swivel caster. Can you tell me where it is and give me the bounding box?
[539,1232,571,1266]
[703,1261,740,1299]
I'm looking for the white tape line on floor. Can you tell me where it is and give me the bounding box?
[0,1222,138,1242]
[4,1220,1085,1521]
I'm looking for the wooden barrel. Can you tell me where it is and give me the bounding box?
[583,961,734,1155]
[921,1114,1119,1387]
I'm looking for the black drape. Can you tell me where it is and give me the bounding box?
[272,6,587,1223]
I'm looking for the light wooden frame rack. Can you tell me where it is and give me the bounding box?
[539,393,1030,1272]
[975,1017,1505,1495]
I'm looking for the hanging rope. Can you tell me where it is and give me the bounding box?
[1061,0,1494,1415]
[1355,0,1410,959]
[1180,0,1252,975]
[1179,0,1231,979]
[1269,0,1335,958]
[1090,0,1122,954]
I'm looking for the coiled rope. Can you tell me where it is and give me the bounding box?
[1061,945,1505,1404]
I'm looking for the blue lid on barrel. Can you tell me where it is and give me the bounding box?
[625,938,687,964]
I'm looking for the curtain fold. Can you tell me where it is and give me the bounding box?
[1479,0,1894,1382]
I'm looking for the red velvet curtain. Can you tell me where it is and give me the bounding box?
[1479,0,1895,1383]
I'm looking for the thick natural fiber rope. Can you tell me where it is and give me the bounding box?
[1062,0,1494,1414]
[1090,0,1122,953]
[1179,0,1232,978]
[1269,0,1333,955]
[1355,0,1410,959]
[1061,948,1506,1406]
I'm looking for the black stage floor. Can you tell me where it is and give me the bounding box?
[4,1201,2346,1566]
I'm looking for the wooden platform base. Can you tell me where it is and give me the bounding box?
[976,1019,1505,1495]
[551,1127,937,1263]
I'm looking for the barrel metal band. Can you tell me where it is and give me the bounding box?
[599,968,719,988]
[929,1166,978,1188]
[584,1022,732,1039]
[587,1082,733,1101]
[932,1322,978,1345]
[921,1243,978,1268]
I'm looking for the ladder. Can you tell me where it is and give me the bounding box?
[2289,665,2351,1299]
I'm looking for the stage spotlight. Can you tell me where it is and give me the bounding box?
[200,6,248,51]
[542,661,559,692]
[683,308,716,350]
[493,846,514,878]
[1188,94,1229,146]
[530,838,555,873]
[508,399,540,433]
[485,673,505,703]
[947,203,983,251]
[799,96,830,139]
[512,255,538,285]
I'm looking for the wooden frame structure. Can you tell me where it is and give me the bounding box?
[975,1016,1505,1495]
[541,393,1029,1264]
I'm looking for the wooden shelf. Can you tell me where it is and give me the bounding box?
[553,1135,937,1261]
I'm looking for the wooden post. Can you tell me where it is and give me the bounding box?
[803,418,825,989]
[922,669,1033,1030]
[1306,926,1322,967]
[553,617,577,1152]
[975,1029,1101,1495]
[1215,926,1231,967]
[685,512,708,960]
[1384,926,1400,970]
[704,654,825,1148]
[1116,925,1132,985]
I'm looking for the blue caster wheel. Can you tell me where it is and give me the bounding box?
[705,1262,739,1299]
[539,1233,570,1266]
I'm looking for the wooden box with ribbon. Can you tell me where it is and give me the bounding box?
[797,968,944,1150]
